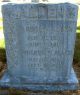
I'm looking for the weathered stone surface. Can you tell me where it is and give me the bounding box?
[0,3,78,90]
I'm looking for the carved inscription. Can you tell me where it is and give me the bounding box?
[16,20,66,72]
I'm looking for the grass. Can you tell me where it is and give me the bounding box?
[74,6,80,63]
[0,39,5,48]
[74,33,80,63]
[0,26,3,30]
[77,5,80,33]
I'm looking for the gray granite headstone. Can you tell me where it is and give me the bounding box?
[0,2,79,91]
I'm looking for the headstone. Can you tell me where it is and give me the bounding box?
[0,2,79,91]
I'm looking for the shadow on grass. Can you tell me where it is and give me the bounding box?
[74,32,80,65]
[77,26,80,30]
[0,48,6,63]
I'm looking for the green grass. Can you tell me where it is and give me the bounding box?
[0,39,5,48]
[74,33,80,63]
[0,26,3,30]
[74,6,80,63]
[77,7,80,33]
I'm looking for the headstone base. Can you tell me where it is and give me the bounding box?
[0,68,78,91]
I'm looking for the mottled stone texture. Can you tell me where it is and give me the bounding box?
[0,3,78,90]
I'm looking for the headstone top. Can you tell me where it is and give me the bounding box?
[2,3,78,21]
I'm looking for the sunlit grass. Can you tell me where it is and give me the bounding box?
[0,26,3,30]
[0,39,5,48]
[0,18,2,22]
[0,17,3,32]
[77,6,80,33]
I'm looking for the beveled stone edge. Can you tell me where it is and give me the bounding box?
[0,68,79,91]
